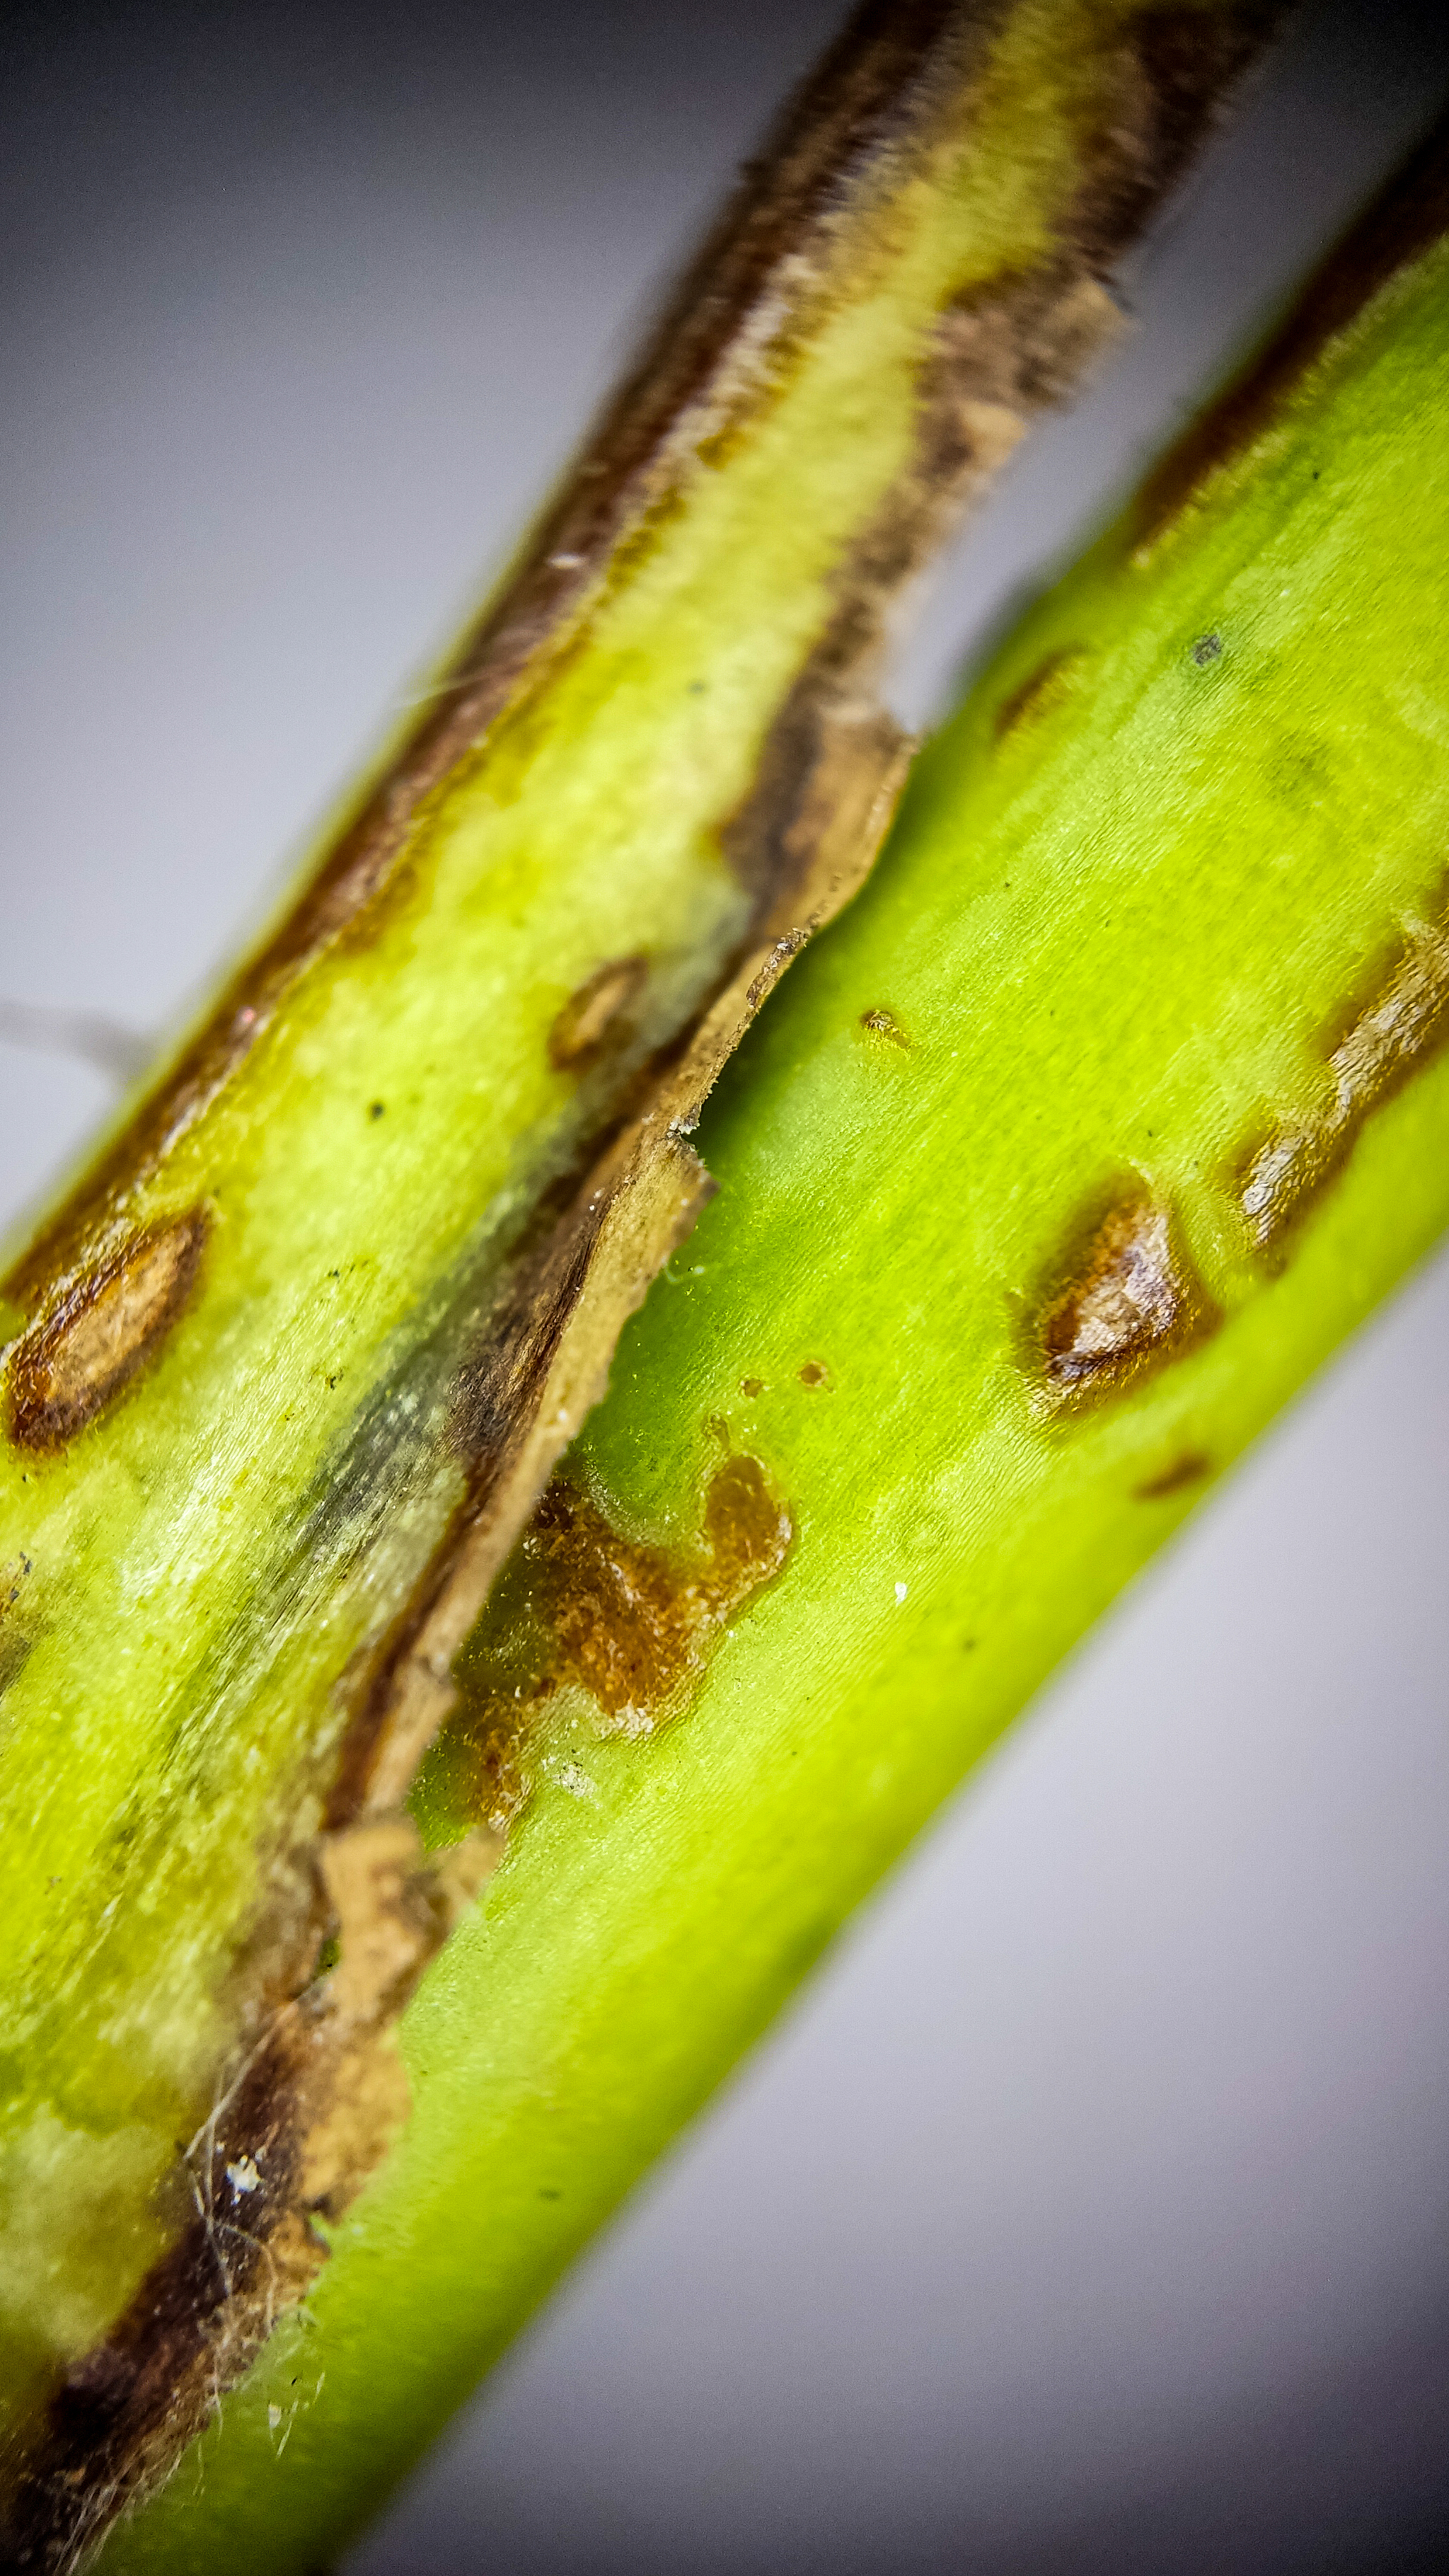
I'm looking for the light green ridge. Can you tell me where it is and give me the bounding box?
[0,0,1232,2437]
[106,199,1449,2572]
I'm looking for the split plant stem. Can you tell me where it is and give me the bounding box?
[100,114,1449,2576]
[12,0,1407,2560]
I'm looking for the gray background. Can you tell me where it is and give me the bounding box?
[3,4,1448,2568]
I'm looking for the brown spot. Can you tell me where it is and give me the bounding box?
[1031,1187,1220,1409]
[533,1459,788,1723]
[7,1209,209,1452]
[434,1455,792,1829]
[548,955,648,1071]
[860,1006,910,1046]
[1135,118,1449,558]
[739,1376,765,1399]
[797,1360,830,1388]
[993,644,1085,742]
[1135,1449,1211,1499]
[1235,912,1449,1259]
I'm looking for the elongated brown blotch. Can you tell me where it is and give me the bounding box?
[548,956,649,1071]
[7,1210,209,1453]
[1235,902,1449,1261]
[427,1451,792,1836]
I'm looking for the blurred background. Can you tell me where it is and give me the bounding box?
[4,3,1449,2568]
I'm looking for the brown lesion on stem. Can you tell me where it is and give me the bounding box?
[1027,1182,1221,1411]
[1134,1447,1211,1499]
[0,6,972,1315]
[6,1209,209,1453]
[428,1453,792,1838]
[548,956,649,1072]
[5,1449,792,2568]
[1234,900,1449,1261]
[860,1006,910,1046]
[6,742,898,2568]
[721,4,1286,913]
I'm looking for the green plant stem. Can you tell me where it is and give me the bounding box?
[100,121,1449,2576]
[1,4,1284,2557]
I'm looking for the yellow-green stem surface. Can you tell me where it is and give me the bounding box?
[105,149,1449,2576]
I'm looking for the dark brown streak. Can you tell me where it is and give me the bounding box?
[6,2016,314,2572]
[1135,1448,1211,1498]
[1135,111,1449,553]
[994,644,1085,742]
[4,1815,473,2572]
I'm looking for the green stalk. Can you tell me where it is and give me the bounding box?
[0,4,1281,2558]
[98,117,1449,2575]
